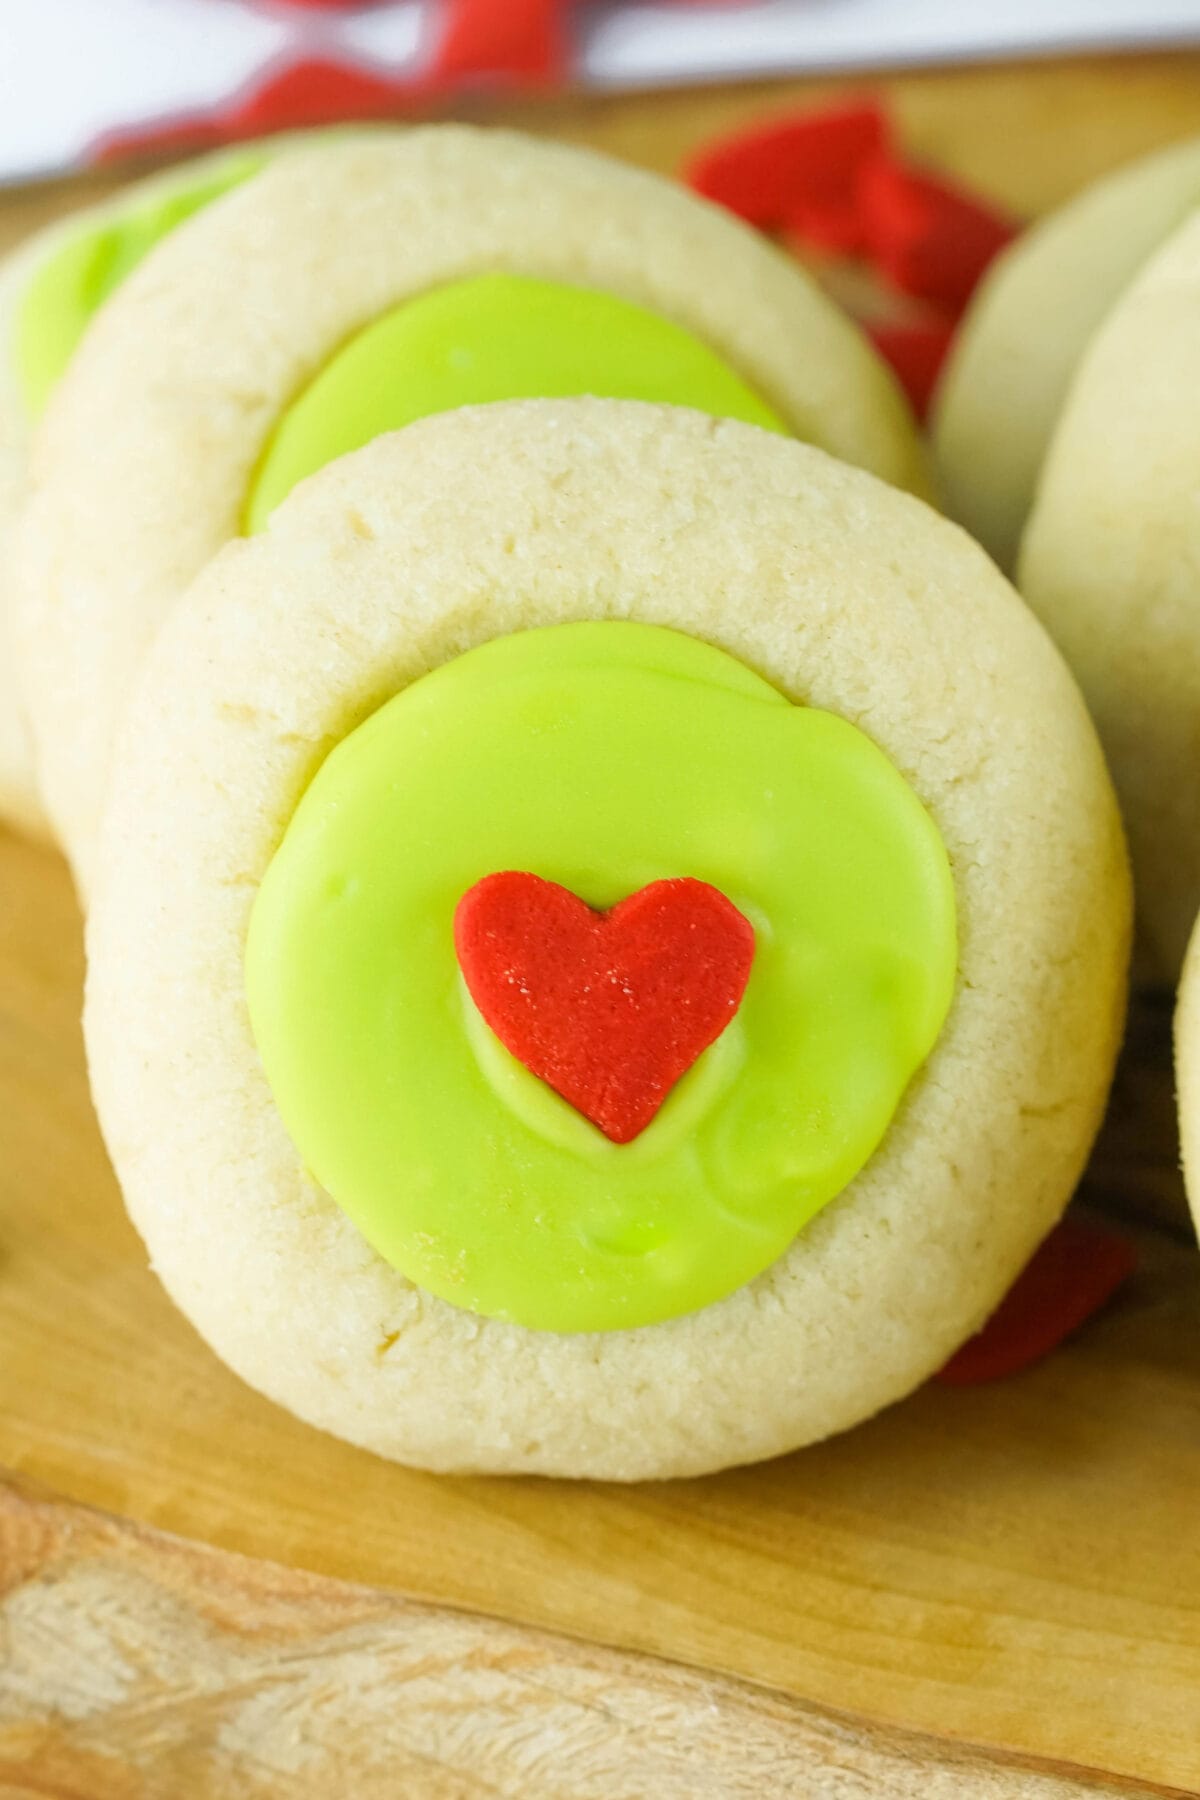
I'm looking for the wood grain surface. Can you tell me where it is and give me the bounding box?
[3,51,1200,1799]
[0,1477,1183,1800]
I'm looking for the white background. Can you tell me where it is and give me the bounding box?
[1,0,1199,183]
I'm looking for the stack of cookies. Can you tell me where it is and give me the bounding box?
[4,123,1180,1480]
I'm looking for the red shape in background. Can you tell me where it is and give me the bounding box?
[685,101,889,231]
[432,0,568,85]
[936,1216,1137,1386]
[858,156,1017,316]
[93,0,582,165]
[94,58,428,162]
[685,101,1023,430]
[867,318,957,423]
[454,872,755,1145]
[227,58,420,134]
[784,190,868,257]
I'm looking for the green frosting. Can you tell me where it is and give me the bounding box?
[14,150,264,418]
[244,273,786,532]
[246,622,957,1334]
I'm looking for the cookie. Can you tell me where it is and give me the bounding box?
[1018,206,1200,978]
[0,144,267,838]
[0,230,50,838]
[84,401,1130,1480]
[1176,919,1200,1239]
[933,135,1200,572]
[15,126,929,894]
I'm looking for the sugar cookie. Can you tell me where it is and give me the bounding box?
[1175,916,1200,1240]
[1019,206,1200,977]
[85,402,1129,1479]
[0,145,264,837]
[16,127,928,893]
[934,135,1200,572]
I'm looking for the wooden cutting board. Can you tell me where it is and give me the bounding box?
[4,54,1200,1800]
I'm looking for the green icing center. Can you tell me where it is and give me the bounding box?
[243,273,787,532]
[245,622,957,1335]
[14,150,264,419]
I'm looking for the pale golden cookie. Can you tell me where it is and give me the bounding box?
[1175,915,1200,1241]
[0,146,276,839]
[16,126,928,896]
[934,135,1200,573]
[0,226,52,838]
[1019,206,1200,978]
[85,401,1129,1480]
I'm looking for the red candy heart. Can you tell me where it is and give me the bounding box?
[454,872,755,1144]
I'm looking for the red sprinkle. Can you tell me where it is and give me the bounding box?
[454,872,755,1144]
[867,318,957,422]
[685,100,889,231]
[936,1216,1137,1386]
[858,157,1017,316]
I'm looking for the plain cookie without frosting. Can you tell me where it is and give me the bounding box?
[0,225,53,837]
[1019,205,1200,979]
[1176,916,1200,1242]
[933,133,1200,573]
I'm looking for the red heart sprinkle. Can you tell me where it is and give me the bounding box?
[454,872,755,1144]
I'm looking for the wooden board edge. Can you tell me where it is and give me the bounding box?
[0,1474,1185,1800]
